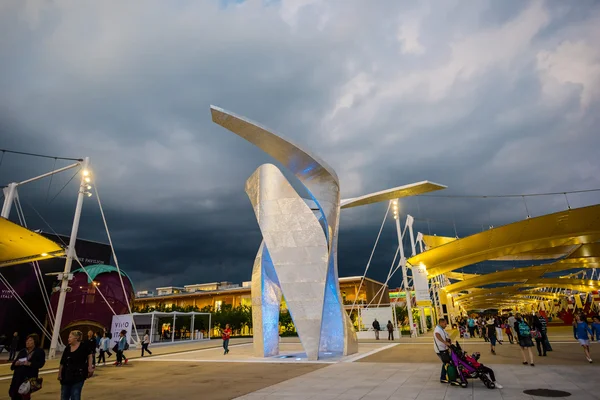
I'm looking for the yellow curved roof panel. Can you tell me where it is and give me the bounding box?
[444,242,600,293]
[456,288,558,302]
[490,245,579,261]
[445,261,599,294]
[0,218,65,267]
[444,272,479,281]
[408,204,600,277]
[422,235,456,250]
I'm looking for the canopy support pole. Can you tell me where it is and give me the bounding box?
[191,314,195,341]
[1,183,17,218]
[150,313,155,344]
[49,157,89,359]
[396,207,416,338]
[172,313,176,343]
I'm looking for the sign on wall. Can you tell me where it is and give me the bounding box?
[111,314,134,345]
[412,264,431,306]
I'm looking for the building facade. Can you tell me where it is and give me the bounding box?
[134,277,389,313]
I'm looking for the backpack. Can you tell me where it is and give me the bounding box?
[518,321,530,337]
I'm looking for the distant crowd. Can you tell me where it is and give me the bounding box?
[452,312,600,364]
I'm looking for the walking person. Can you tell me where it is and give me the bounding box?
[434,318,459,386]
[386,320,394,341]
[590,315,600,341]
[486,317,497,355]
[573,313,593,363]
[532,313,548,357]
[8,333,45,400]
[495,316,504,344]
[58,330,94,400]
[507,313,516,344]
[480,318,489,342]
[85,331,96,368]
[105,331,113,358]
[8,332,19,361]
[141,330,152,357]
[222,324,231,355]
[372,319,381,340]
[467,316,476,339]
[97,332,109,366]
[514,313,535,366]
[115,330,129,366]
[504,318,514,344]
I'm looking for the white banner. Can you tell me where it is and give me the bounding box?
[412,264,430,305]
[360,307,394,331]
[111,314,134,346]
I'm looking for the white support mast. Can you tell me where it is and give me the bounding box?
[1,183,18,218]
[392,200,416,337]
[49,157,90,359]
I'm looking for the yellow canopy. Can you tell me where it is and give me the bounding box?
[408,204,600,277]
[0,217,65,267]
[444,242,600,294]
[454,278,600,308]
[422,235,456,250]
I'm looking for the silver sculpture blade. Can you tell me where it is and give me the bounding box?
[246,164,328,360]
[211,105,444,360]
[251,242,282,357]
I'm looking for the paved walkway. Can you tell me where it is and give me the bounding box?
[0,338,252,377]
[234,362,599,400]
[2,327,598,399]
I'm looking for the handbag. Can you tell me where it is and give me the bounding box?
[438,349,452,364]
[530,329,542,339]
[18,377,43,395]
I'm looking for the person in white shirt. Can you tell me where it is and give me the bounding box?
[507,314,516,344]
[141,330,153,357]
[434,318,459,386]
[97,332,110,366]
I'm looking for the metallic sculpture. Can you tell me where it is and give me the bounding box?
[211,105,445,360]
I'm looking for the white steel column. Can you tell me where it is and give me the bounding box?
[150,313,155,344]
[49,157,89,359]
[172,313,176,342]
[1,183,17,218]
[394,202,416,338]
[191,314,195,341]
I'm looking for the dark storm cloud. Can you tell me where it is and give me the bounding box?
[1,0,599,290]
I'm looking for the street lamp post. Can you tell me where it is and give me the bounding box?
[49,157,90,359]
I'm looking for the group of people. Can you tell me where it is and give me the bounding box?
[1,332,22,362]
[455,312,600,364]
[371,319,396,340]
[7,328,141,400]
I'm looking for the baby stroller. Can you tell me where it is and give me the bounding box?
[449,341,496,389]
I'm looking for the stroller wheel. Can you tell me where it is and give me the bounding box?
[486,381,495,389]
[460,382,468,388]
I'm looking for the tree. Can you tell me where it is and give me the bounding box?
[279,310,295,334]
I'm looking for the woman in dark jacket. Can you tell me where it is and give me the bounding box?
[9,333,45,400]
[532,315,547,357]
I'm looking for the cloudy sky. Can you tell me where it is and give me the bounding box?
[1,0,599,291]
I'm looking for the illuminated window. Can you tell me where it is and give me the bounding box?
[215,300,222,311]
